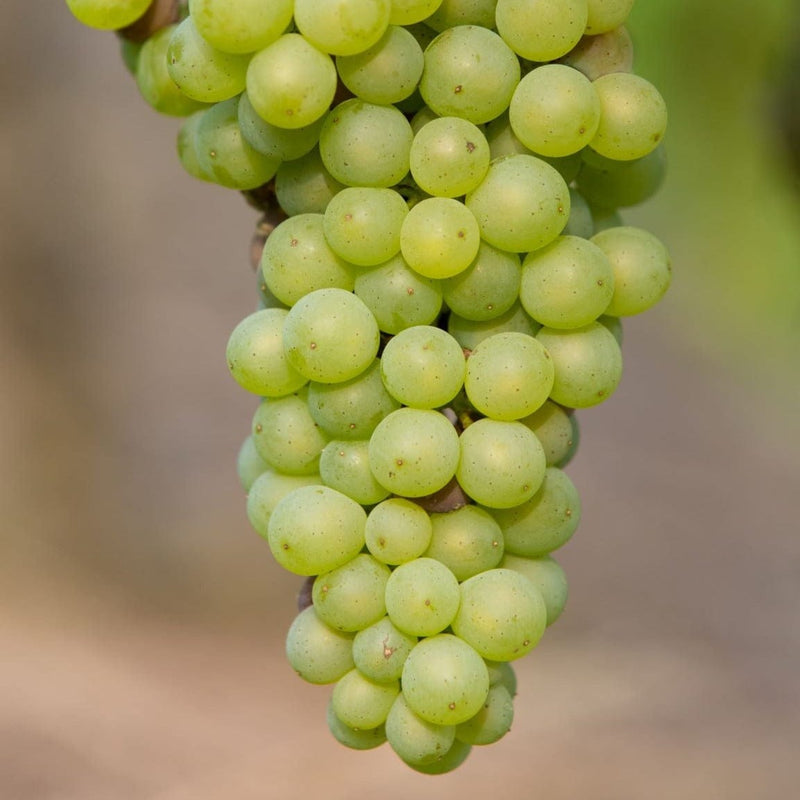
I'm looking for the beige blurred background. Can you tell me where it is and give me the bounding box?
[2,2,799,798]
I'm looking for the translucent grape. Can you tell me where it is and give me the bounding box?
[485,112,533,160]
[177,111,214,182]
[323,187,408,267]
[226,308,308,398]
[585,0,635,34]
[400,197,480,279]
[465,155,570,253]
[448,302,540,351]
[408,738,472,774]
[327,701,387,749]
[380,326,466,409]
[246,34,337,129]
[591,225,671,316]
[590,73,668,161]
[419,26,521,124]
[456,418,547,508]
[190,0,293,54]
[562,187,595,238]
[455,683,514,745]
[500,553,568,625]
[236,434,270,492]
[261,214,355,307]
[452,568,547,661]
[352,617,418,682]
[509,65,601,158]
[336,26,424,105]
[66,0,150,30]
[274,148,345,216]
[283,289,380,384]
[576,145,667,209]
[364,498,433,565]
[559,26,634,81]
[246,469,322,538]
[496,0,588,62]
[536,322,623,407]
[409,116,490,197]
[267,485,366,575]
[332,669,399,730]
[390,0,445,25]
[425,505,504,581]
[319,99,413,187]
[426,0,498,31]
[518,400,576,467]
[285,606,355,684]
[491,467,581,557]
[294,0,392,56]
[319,440,392,505]
[166,17,249,103]
[519,235,615,329]
[401,634,490,725]
[312,553,391,632]
[386,694,456,766]
[368,408,460,497]
[464,332,554,420]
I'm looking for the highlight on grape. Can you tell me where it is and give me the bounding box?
[67,0,670,774]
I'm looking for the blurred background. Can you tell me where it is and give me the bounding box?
[2,1,798,798]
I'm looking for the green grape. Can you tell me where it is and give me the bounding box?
[354,254,443,335]
[283,289,380,384]
[238,92,324,161]
[352,617,418,682]
[384,557,460,636]
[485,660,517,696]
[260,215,355,307]
[591,226,672,316]
[496,0,588,62]
[246,469,322,538]
[246,34,337,129]
[456,418,547,508]
[419,26,520,125]
[364,498,433,565]
[226,308,308,398]
[500,553,568,626]
[323,187,408,267]
[251,392,329,475]
[368,408,460,497]
[166,17,249,103]
[598,313,623,345]
[190,0,293,54]
[465,155,570,253]
[509,65,601,158]
[390,0,445,25]
[491,466,581,557]
[577,145,666,209]
[66,0,150,30]
[307,360,401,441]
[256,267,289,310]
[267,484,366,575]
[464,332,554,420]
[401,634,490,725]
[485,112,532,160]
[294,0,391,56]
[590,204,624,233]
[441,242,521,322]
[319,440,391,505]
[319,99,413,187]
[519,235,615,330]
[136,25,207,117]
[386,693,456,766]
[409,117,490,198]
[285,606,355,684]
[562,187,595,239]
[194,97,281,190]
[327,699,387,749]
[177,110,214,182]
[380,326,466,409]
[426,0,498,31]
[448,302,540,351]
[536,321,623,407]
[590,72,668,161]
[312,553,391,632]
[585,0,635,34]
[559,26,634,81]
[119,38,142,75]
[400,197,480,279]
[518,400,576,467]
[556,409,580,467]
[332,669,399,730]
[455,683,514,745]
[337,26,424,104]
[275,148,345,215]
[410,105,440,135]
[540,151,585,184]
[407,738,472,774]
[236,434,270,492]
[452,568,547,661]
[425,505,504,581]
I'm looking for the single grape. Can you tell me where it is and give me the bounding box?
[576,145,667,209]
[407,737,472,774]
[236,434,270,492]
[246,469,322,538]
[66,0,151,30]
[455,683,514,745]
[518,400,576,467]
[332,669,399,730]
[585,0,635,34]
[559,26,634,81]
[385,693,456,766]
[319,440,391,505]
[391,0,445,25]
[562,187,595,239]
[352,617,418,682]
[500,553,569,626]
[327,700,387,749]
[426,0,497,30]
[177,110,214,182]
[274,148,345,216]
[364,498,433,565]
[294,0,391,56]
[448,302,540,351]
[285,606,355,684]
[189,0,293,54]
[495,0,588,62]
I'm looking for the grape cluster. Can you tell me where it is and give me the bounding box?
[67,0,671,774]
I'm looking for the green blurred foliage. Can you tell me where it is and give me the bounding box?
[626,1,800,398]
